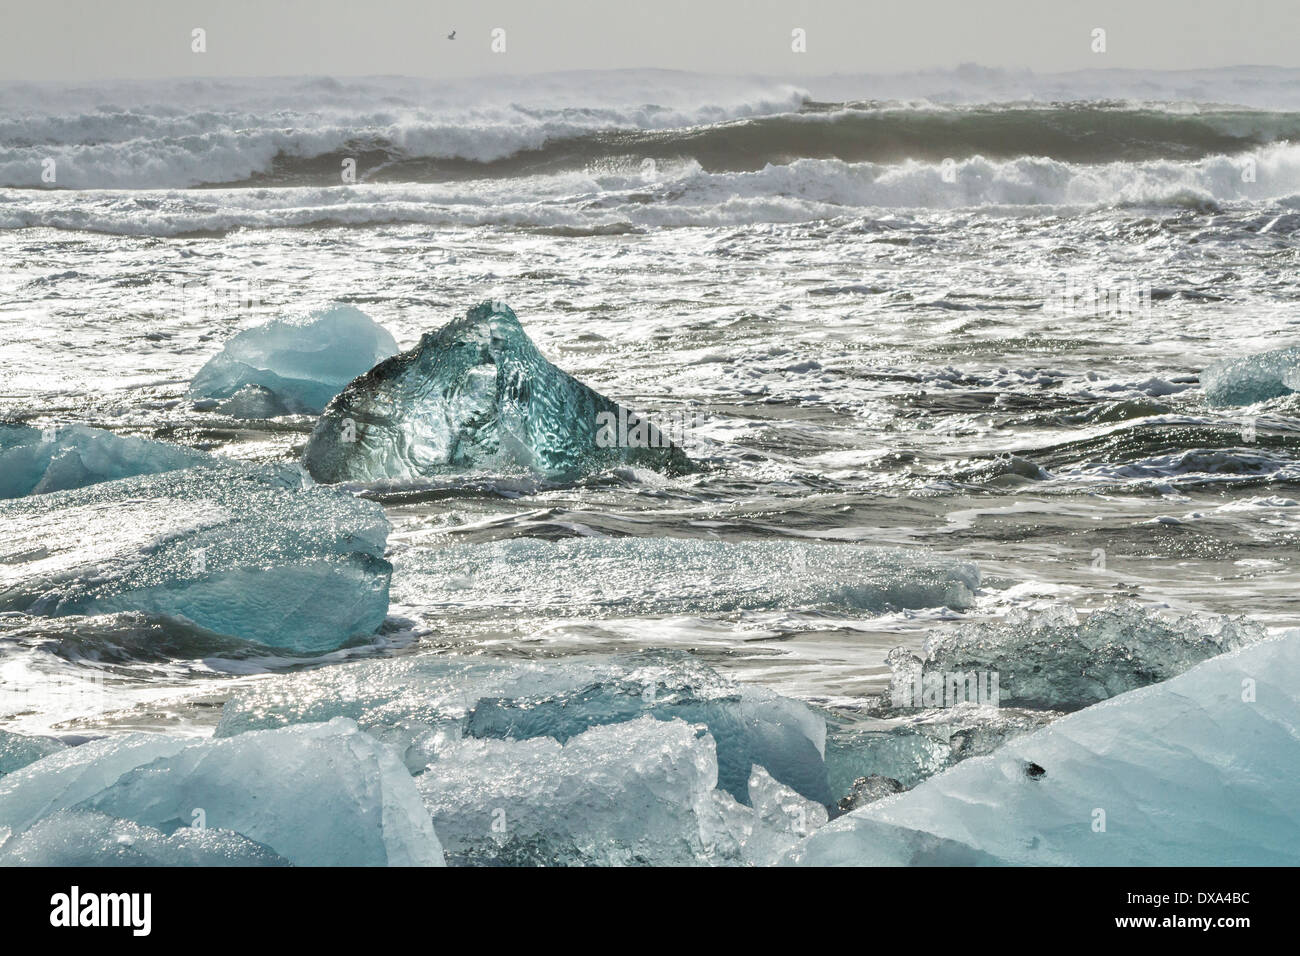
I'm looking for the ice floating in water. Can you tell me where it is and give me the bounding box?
[416,718,828,867]
[190,305,399,416]
[825,704,1058,798]
[886,601,1264,711]
[0,461,392,652]
[787,630,1300,865]
[0,719,443,866]
[1201,344,1300,406]
[216,650,830,805]
[303,301,691,482]
[0,424,210,498]
[418,716,732,866]
[0,729,65,778]
[395,537,981,616]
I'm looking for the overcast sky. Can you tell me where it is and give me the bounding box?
[4,0,1299,81]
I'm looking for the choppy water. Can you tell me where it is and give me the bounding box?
[2,67,1298,748]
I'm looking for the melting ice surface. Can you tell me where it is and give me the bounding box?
[303,301,691,482]
[395,537,981,616]
[0,719,443,866]
[1200,344,1300,406]
[886,601,1265,711]
[787,631,1300,866]
[189,305,399,416]
[0,424,211,498]
[214,651,832,865]
[0,461,392,652]
[216,651,830,805]
[0,729,65,778]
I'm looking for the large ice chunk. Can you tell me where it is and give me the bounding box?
[416,716,740,866]
[0,424,210,498]
[0,810,290,866]
[1201,344,1300,406]
[787,631,1300,865]
[303,301,691,482]
[395,537,981,616]
[886,601,1263,711]
[216,650,830,804]
[824,704,1058,799]
[0,719,444,866]
[0,461,392,652]
[190,305,399,416]
[0,729,66,778]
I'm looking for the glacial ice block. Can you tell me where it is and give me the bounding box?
[416,716,740,866]
[1201,344,1300,406]
[0,424,211,498]
[0,461,392,652]
[786,631,1300,866]
[216,650,830,805]
[302,301,692,482]
[886,601,1263,711]
[0,719,444,866]
[0,729,65,778]
[190,305,399,416]
[394,537,981,616]
[0,810,291,866]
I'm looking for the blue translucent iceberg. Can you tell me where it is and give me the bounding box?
[0,811,291,866]
[0,424,210,498]
[1201,345,1300,406]
[303,301,691,482]
[0,719,443,866]
[190,305,399,416]
[0,729,65,778]
[886,601,1264,711]
[216,650,830,805]
[416,719,832,867]
[786,631,1300,865]
[0,461,392,652]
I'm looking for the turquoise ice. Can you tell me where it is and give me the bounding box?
[1201,344,1300,406]
[0,424,211,498]
[303,301,691,482]
[0,461,392,652]
[786,630,1300,865]
[189,305,399,416]
[216,650,830,805]
[0,729,65,778]
[886,601,1264,711]
[0,719,444,866]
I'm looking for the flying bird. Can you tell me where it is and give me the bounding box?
[447,30,456,40]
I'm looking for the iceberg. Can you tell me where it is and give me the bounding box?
[190,305,399,416]
[0,461,392,652]
[786,631,1300,866]
[886,601,1264,711]
[1201,344,1300,406]
[302,301,691,482]
[0,729,65,778]
[216,650,831,805]
[825,704,1058,798]
[0,424,210,498]
[416,716,740,866]
[0,719,444,866]
[0,810,290,866]
[394,537,981,617]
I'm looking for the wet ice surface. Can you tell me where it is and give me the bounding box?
[3,214,1300,711]
[788,631,1300,866]
[2,194,1300,862]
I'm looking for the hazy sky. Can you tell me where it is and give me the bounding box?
[4,0,1299,81]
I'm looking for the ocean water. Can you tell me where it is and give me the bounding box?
[1,68,1298,860]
